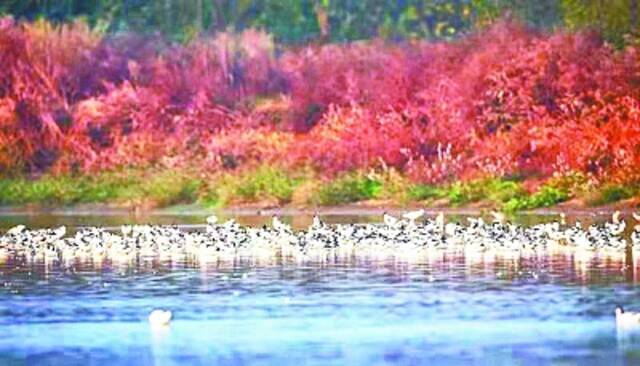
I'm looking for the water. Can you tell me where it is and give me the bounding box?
[1,212,640,365]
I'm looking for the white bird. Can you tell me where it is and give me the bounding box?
[613,211,622,224]
[148,309,172,327]
[53,226,66,239]
[121,225,132,237]
[490,211,505,224]
[272,215,291,233]
[383,212,400,228]
[632,225,640,247]
[206,214,218,225]
[467,217,485,227]
[606,211,626,236]
[616,306,640,329]
[6,225,25,235]
[402,209,425,223]
[559,213,567,226]
[633,213,640,246]
[436,212,445,234]
[311,214,326,230]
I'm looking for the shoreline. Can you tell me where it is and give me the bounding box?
[2,169,639,217]
[0,200,637,218]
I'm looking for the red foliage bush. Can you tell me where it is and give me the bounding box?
[1,17,639,186]
[280,41,416,131]
[461,25,640,183]
[284,21,640,184]
[0,18,100,172]
[0,18,280,174]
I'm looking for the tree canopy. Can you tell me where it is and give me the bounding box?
[0,0,638,44]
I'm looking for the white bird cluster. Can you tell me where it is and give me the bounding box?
[1,211,639,262]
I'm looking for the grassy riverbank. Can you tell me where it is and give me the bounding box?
[3,20,640,200]
[2,168,638,212]
[3,19,640,214]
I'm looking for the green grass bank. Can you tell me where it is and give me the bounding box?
[1,167,639,212]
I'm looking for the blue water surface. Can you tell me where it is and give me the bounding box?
[1,213,640,365]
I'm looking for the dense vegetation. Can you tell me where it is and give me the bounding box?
[1,2,640,210]
[2,1,640,44]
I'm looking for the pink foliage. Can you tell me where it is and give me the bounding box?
[1,18,640,185]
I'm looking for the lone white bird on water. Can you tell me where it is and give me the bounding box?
[615,306,640,329]
[148,309,172,327]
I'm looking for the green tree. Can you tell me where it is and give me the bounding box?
[471,0,561,28]
[562,0,639,43]
[1,0,636,45]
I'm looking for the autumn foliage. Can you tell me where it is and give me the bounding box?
[1,17,640,186]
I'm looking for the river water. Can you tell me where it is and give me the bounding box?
[1,212,639,365]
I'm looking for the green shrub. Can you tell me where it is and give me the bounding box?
[504,185,569,212]
[408,184,446,201]
[314,173,382,205]
[0,176,90,205]
[545,171,590,196]
[445,178,526,206]
[586,184,637,206]
[0,170,203,207]
[485,180,527,203]
[141,172,203,206]
[368,168,412,202]
[214,166,300,205]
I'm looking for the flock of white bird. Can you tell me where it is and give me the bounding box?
[1,210,639,263]
[3,210,640,328]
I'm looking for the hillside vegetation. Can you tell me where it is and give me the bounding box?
[0,17,639,209]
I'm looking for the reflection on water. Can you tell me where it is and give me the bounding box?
[1,213,640,365]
